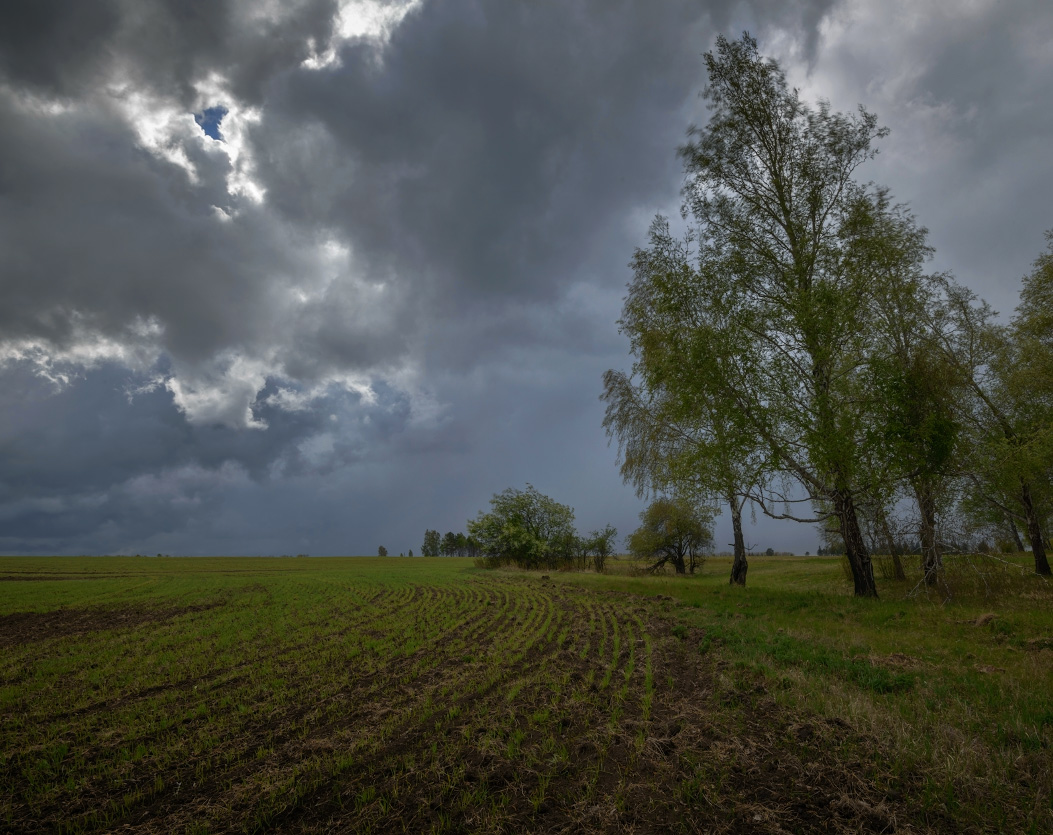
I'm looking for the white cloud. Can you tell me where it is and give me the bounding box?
[192,73,266,204]
[265,374,377,413]
[165,352,273,429]
[302,0,424,69]
[103,71,265,206]
[0,315,164,387]
[108,83,204,182]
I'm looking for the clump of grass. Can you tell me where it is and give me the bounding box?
[764,632,915,694]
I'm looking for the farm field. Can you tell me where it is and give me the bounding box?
[2,556,1052,833]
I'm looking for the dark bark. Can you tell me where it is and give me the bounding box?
[834,489,878,597]
[729,499,748,586]
[1020,481,1052,576]
[670,552,687,574]
[1008,516,1025,553]
[877,508,906,581]
[914,482,942,586]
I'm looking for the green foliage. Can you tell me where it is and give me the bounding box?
[1006,231,1053,490]
[1014,230,1053,381]
[377,545,388,557]
[939,266,1053,574]
[868,349,959,481]
[586,524,618,573]
[608,33,956,596]
[421,529,441,557]
[437,532,476,557]
[467,485,576,570]
[627,496,712,575]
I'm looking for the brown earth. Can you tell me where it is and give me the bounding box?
[0,601,224,648]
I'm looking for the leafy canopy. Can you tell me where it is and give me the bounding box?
[627,496,713,575]
[467,485,576,569]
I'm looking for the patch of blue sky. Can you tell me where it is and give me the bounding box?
[194,106,228,141]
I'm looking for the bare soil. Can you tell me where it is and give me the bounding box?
[0,602,223,648]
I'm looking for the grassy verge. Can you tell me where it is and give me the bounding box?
[551,554,1053,833]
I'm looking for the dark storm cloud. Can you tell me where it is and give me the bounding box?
[0,0,839,372]
[0,359,415,553]
[0,0,1045,556]
[261,0,839,332]
[267,2,705,301]
[0,92,271,355]
[0,0,338,104]
[790,0,1053,319]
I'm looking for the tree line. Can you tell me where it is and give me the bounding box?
[602,33,1053,597]
[419,529,481,557]
[464,484,722,576]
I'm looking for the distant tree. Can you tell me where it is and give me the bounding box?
[421,529,441,557]
[580,535,593,570]
[764,548,775,557]
[378,546,388,557]
[441,531,459,556]
[818,521,847,557]
[467,485,576,569]
[548,529,581,568]
[627,497,712,575]
[408,548,414,557]
[587,525,618,573]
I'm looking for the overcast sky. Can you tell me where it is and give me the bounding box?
[1,0,1050,557]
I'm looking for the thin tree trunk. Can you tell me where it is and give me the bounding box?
[877,507,906,581]
[914,482,942,586]
[1007,514,1025,553]
[729,498,748,586]
[1020,481,1052,576]
[834,489,878,598]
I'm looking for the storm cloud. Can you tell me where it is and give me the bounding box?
[0,0,1049,555]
